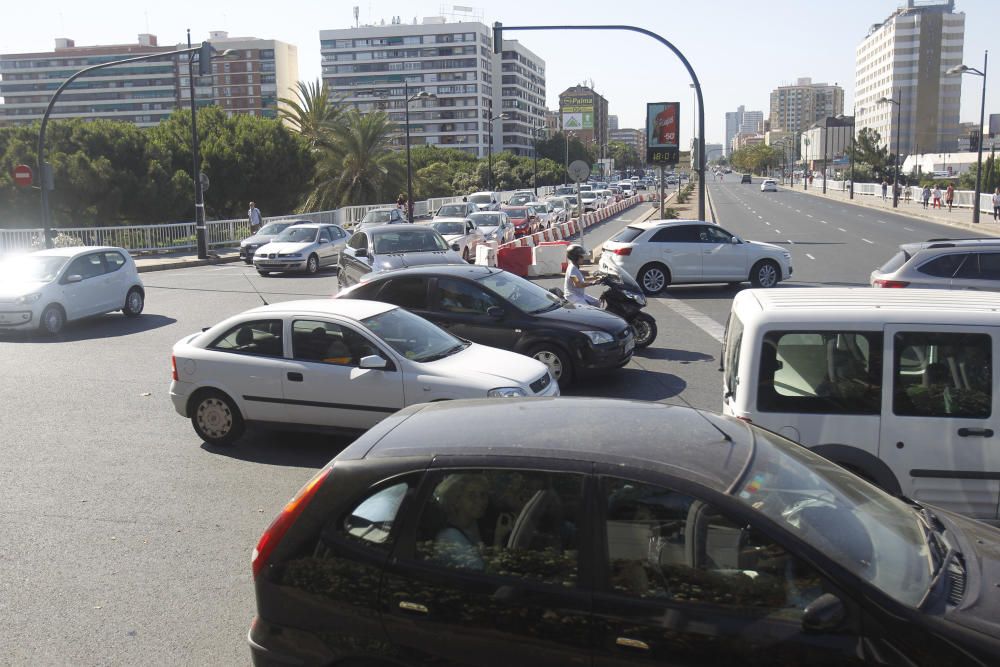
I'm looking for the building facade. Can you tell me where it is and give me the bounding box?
[854,0,965,157]
[801,116,854,164]
[608,114,619,131]
[724,106,743,157]
[769,77,844,136]
[495,39,546,156]
[558,85,609,150]
[0,33,297,128]
[609,128,644,152]
[740,110,764,135]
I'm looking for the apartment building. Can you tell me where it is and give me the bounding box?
[496,39,546,156]
[724,106,743,157]
[854,0,965,156]
[769,78,844,135]
[609,128,645,152]
[558,85,609,149]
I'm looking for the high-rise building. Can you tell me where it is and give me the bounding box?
[496,40,546,156]
[854,0,965,156]
[0,33,298,128]
[724,106,744,156]
[740,110,764,135]
[609,128,643,152]
[558,85,609,149]
[769,77,844,135]
[608,114,619,131]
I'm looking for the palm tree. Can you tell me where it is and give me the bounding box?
[278,79,343,150]
[329,109,404,207]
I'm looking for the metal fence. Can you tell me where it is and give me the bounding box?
[815,180,993,212]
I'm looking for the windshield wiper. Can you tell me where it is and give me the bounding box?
[416,343,467,363]
[530,302,562,314]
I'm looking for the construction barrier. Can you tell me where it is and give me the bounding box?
[528,241,569,277]
[497,245,533,277]
[475,240,498,267]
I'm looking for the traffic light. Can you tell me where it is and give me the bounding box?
[198,42,213,76]
[492,22,503,55]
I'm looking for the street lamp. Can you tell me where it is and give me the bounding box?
[404,80,436,222]
[877,93,902,208]
[487,112,508,190]
[802,137,810,190]
[531,124,546,195]
[948,51,989,223]
[838,111,859,199]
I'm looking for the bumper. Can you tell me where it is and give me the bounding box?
[169,381,193,417]
[253,258,307,272]
[513,225,531,238]
[575,330,634,377]
[240,246,258,261]
[0,309,37,329]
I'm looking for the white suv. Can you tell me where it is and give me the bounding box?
[600,220,792,294]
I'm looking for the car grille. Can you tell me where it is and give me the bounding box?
[530,373,551,394]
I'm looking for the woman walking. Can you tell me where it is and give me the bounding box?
[993,187,1000,222]
[945,184,955,212]
[932,184,943,209]
[922,185,931,209]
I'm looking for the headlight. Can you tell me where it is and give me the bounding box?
[625,291,646,306]
[488,387,527,398]
[16,293,42,305]
[280,253,302,258]
[583,330,615,345]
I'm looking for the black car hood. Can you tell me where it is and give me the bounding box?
[934,509,1000,637]
[533,302,628,333]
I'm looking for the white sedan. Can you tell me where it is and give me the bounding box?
[169,299,557,445]
[425,219,484,262]
[760,179,778,192]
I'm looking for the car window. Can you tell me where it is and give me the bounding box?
[431,221,466,236]
[292,319,381,366]
[955,252,1000,280]
[414,469,584,586]
[610,226,646,244]
[332,226,346,239]
[478,271,561,314]
[877,250,910,274]
[103,251,127,272]
[700,226,733,243]
[892,331,991,418]
[437,204,467,217]
[348,232,369,250]
[437,278,499,315]
[0,255,68,282]
[209,319,284,358]
[916,253,966,278]
[375,277,430,310]
[373,228,448,254]
[319,229,332,243]
[278,227,319,243]
[64,253,106,280]
[650,226,699,243]
[339,478,416,548]
[602,477,823,618]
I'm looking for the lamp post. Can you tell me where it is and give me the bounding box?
[404,80,435,222]
[948,51,989,223]
[487,112,508,191]
[802,137,810,190]
[878,93,902,208]
[531,124,546,195]
[564,131,575,184]
[839,110,858,199]
[821,123,828,194]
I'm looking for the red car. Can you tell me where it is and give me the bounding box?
[502,206,538,238]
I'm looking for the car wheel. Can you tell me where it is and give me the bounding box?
[638,263,670,295]
[257,270,270,277]
[306,254,319,274]
[631,312,658,349]
[529,344,572,386]
[750,260,780,288]
[190,389,244,446]
[40,304,65,335]
[123,287,144,317]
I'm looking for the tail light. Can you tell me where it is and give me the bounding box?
[171,355,178,381]
[252,467,332,579]
[873,279,910,288]
[611,247,632,256]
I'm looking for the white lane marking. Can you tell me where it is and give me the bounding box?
[904,227,914,231]
[858,214,864,217]
[820,220,828,224]
[877,219,887,224]
[837,227,847,232]
[757,215,763,219]
[806,253,815,260]
[765,221,771,225]
[657,298,725,343]
[861,238,874,244]
[795,209,801,213]
[787,239,795,245]
[806,214,814,218]
[774,229,781,234]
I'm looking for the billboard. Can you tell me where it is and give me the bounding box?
[646,102,679,164]
[562,112,593,130]
[990,113,1000,137]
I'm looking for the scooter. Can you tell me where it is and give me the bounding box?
[550,264,657,349]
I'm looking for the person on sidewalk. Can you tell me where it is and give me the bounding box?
[248,201,262,232]
[932,185,942,209]
[945,184,955,212]
[881,180,888,201]
[922,185,931,209]
[993,188,1000,221]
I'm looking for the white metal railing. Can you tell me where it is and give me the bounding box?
[786,179,995,214]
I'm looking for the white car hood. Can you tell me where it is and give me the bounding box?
[441,233,466,244]
[0,280,49,299]
[744,239,785,253]
[255,241,311,254]
[420,342,544,387]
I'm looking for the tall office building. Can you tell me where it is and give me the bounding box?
[609,128,643,152]
[559,85,608,149]
[0,33,298,128]
[608,114,619,131]
[740,110,764,135]
[854,0,964,156]
[724,106,744,156]
[769,78,844,135]
[495,39,546,156]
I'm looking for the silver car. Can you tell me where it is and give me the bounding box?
[871,238,1000,290]
[468,211,514,245]
[337,224,467,289]
[239,221,306,264]
[425,219,484,262]
[253,223,349,276]
[357,208,407,230]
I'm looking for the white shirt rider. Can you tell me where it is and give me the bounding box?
[564,257,599,306]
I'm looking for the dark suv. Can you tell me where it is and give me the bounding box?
[741,174,753,184]
[249,398,1000,667]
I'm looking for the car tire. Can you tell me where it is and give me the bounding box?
[122,287,144,317]
[190,389,244,446]
[750,259,780,288]
[529,344,573,386]
[306,254,319,275]
[631,312,658,349]
[638,263,670,295]
[40,304,66,336]
[257,270,270,277]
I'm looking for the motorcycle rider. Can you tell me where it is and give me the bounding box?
[564,244,599,306]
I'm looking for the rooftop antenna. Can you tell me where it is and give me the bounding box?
[353,6,359,28]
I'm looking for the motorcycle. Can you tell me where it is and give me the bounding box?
[550,263,657,349]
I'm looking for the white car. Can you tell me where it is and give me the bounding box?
[169,299,557,445]
[600,219,793,294]
[469,211,515,244]
[356,208,407,229]
[253,223,348,276]
[466,191,501,212]
[526,200,558,228]
[0,246,145,335]
[760,179,778,192]
[425,218,484,262]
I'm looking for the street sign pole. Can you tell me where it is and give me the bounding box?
[567,159,591,253]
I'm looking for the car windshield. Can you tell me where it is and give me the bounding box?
[276,227,318,243]
[436,204,467,217]
[362,307,466,363]
[505,208,528,218]
[362,210,395,224]
[0,254,69,283]
[736,426,932,607]
[478,271,563,314]
[257,222,290,236]
[548,200,567,209]
[373,228,448,254]
[431,221,466,236]
[469,213,500,228]
[509,196,531,205]
[468,194,493,204]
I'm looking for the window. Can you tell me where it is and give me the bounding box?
[209,319,284,358]
[917,253,966,278]
[723,313,743,400]
[602,478,823,617]
[650,226,700,243]
[757,331,882,414]
[102,251,126,272]
[319,228,332,243]
[414,469,584,587]
[700,225,733,243]
[436,278,498,315]
[956,252,1000,280]
[340,480,413,547]
[375,277,429,310]
[892,331,991,418]
[348,232,369,250]
[64,253,105,280]
[291,320,380,366]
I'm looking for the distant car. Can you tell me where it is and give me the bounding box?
[253,223,348,276]
[0,246,144,335]
[553,185,576,197]
[466,191,501,212]
[507,193,534,207]
[357,208,407,230]
[337,224,466,289]
[600,219,793,293]
[741,174,753,184]
[527,200,558,228]
[434,202,478,220]
[468,211,514,245]
[240,221,306,264]
[169,299,558,445]
[870,237,1000,290]
[546,197,573,221]
[760,179,778,192]
[502,206,539,238]
[425,219,484,262]
[579,190,601,212]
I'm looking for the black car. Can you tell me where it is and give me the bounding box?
[336,265,633,384]
[741,174,753,184]
[337,224,467,289]
[249,398,1000,666]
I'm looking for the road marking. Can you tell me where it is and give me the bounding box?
[858,214,864,217]
[765,221,771,225]
[806,253,815,260]
[862,238,873,244]
[774,229,781,234]
[787,239,795,245]
[806,214,814,218]
[757,215,763,219]
[820,220,828,224]
[904,227,914,231]
[658,298,725,343]
[795,209,801,213]
[877,219,888,224]
[837,227,847,232]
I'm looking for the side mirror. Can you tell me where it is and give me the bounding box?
[802,594,846,633]
[451,243,461,252]
[486,306,505,319]
[731,236,740,244]
[359,355,388,370]
[65,274,83,284]
[355,247,368,258]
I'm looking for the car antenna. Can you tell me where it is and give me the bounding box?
[241,269,269,306]
[695,408,733,442]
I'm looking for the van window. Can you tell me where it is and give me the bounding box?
[723,313,743,399]
[757,331,882,415]
[892,332,991,418]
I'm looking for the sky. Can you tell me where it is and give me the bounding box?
[2,0,996,146]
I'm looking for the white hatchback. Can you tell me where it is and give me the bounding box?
[760,179,778,192]
[600,220,793,294]
[169,299,557,445]
[0,246,145,335]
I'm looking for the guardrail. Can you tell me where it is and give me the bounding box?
[802,179,993,212]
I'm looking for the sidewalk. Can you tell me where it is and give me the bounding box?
[794,184,1000,236]
[133,247,242,273]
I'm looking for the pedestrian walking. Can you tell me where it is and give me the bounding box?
[248,201,262,232]
[993,187,1000,221]
[932,185,942,209]
[881,180,888,201]
[922,185,931,209]
[945,184,955,212]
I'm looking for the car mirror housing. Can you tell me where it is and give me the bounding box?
[65,274,83,284]
[486,306,505,319]
[451,243,461,252]
[802,594,846,633]
[359,355,388,369]
[731,237,741,244]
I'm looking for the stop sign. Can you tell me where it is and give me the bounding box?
[12,164,32,187]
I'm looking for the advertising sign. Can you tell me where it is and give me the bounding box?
[990,113,1000,137]
[647,102,679,164]
[563,113,583,130]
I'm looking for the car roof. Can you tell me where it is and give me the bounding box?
[900,237,1000,253]
[356,264,502,283]
[338,398,754,491]
[243,298,395,320]
[29,246,127,258]
[362,224,438,233]
[630,219,708,231]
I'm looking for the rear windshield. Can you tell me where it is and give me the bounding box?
[373,228,448,254]
[610,226,645,244]
[468,194,493,204]
[505,208,528,217]
[878,250,910,274]
[437,204,467,217]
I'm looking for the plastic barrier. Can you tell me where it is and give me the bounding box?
[475,241,498,267]
[497,245,532,277]
[528,241,569,277]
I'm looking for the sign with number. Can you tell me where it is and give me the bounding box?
[646,102,680,165]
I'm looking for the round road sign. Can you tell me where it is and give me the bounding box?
[568,160,591,183]
[12,164,33,187]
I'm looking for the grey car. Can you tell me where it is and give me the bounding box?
[253,223,348,276]
[239,221,306,264]
[337,224,467,289]
[871,237,1000,290]
[356,207,407,230]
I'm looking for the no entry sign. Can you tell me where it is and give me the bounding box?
[12,164,33,187]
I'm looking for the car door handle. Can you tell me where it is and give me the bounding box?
[958,427,993,438]
[398,601,429,614]
[287,372,303,382]
[616,637,650,651]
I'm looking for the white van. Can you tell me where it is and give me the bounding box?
[722,287,1000,521]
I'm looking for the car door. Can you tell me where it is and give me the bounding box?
[647,226,702,282]
[879,326,999,519]
[952,251,1000,291]
[101,250,130,311]
[698,225,749,281]
[430,277,519,350]
[281,318,404,431]
[316,226,336,267]
[465,219,483,254]
[340,232,373,287]
[378,460,593,667]
[591,472,866,667]
[59,252,110,319]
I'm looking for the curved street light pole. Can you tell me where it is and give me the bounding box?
[404,81,435,222]
[948,51,988,223]
[878,93,902,209]
[487,112,507,191]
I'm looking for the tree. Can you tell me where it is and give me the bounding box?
[848,127,891,182]
[278,80,344,150]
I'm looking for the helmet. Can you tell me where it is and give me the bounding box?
[566,244,586,262]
